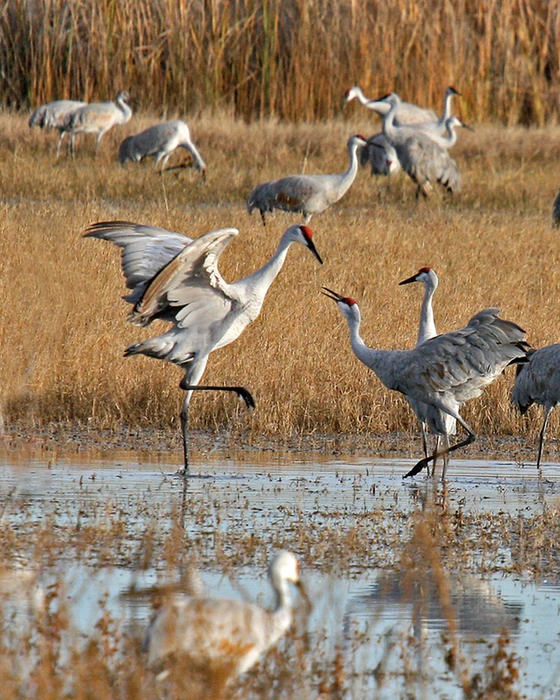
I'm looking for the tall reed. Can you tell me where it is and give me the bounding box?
[1,0,560,124]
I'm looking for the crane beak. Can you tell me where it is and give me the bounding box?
[460,120,474,132]
[296,578,311,611]
[307,239,323,265]
[321,287,345,302]
[398,273,419,285]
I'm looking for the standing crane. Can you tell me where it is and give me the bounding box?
[143,551,306,697]
[322,288,530,477]
[118,119,207,177]
[84,221,323,474]
[344,86,437,124]
[247,134,367,225]
[28,99,87,158]
[399,267,457,477]
[511,343,560,468]
[67,90,132,158]
[382,95,462,199]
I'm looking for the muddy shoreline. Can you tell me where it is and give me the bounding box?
[0,420,553,467]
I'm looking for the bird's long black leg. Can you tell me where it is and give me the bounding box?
[176,385,255,477]
[404,411,473,479]
[537,407,552,470]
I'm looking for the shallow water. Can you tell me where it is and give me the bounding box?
[1,451,560,697]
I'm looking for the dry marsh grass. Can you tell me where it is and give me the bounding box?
[3,0,560,125]
[2,110,560,454]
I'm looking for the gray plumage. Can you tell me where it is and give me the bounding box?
[382,94,462,199]
[118,119,206,176]
[143,551,305,694]
[323,288,530,477]
[359,133,401,176]
[247,134,367,225]
[512,343,560,468]
[28,99,87,158]
[399,267,457,478]
[68,90,132,158]
[345,85,437,124]
[84,221,322,473]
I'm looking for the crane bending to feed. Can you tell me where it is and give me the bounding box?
[85,221,322,474]
[511,343,560,468]
[143,551,306,697]
[118,119,207,176]
[322,288,530,478]
[247,134,367,225]
[399,267,457,478]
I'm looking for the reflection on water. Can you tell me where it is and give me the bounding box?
[1,452,560,697]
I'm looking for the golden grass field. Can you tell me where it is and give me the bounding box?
[1,108,560,458]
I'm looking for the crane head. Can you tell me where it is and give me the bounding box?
[399,267,438,288]
[322,288,362,326]
[289,224,323,264]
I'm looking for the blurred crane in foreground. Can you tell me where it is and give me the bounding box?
[399,267,457,477]
[118,119,206,177]
[322,288,530,478]
[143,551,307,699]
[68,90,132,158]
[247,134,367,225]
[512,343,560,468]
[28,99,87,158]
[84,221,322,474]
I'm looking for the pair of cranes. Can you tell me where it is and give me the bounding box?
[30,94,207,175]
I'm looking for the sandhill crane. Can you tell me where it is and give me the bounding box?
[85,221,322,474]
[143,551,306,697]
[118,119,207,177]
[247,134,366,225]
[399,267,457,477]
[28,99,87,158]
[345,86,437,124]
[68,90,132,158]
[383,95,462,199]
[511,343,560,468]
[322,288,530,477]
[359,133,401,177]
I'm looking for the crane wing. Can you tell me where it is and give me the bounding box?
[407,308,528,399]
[84,220,192,303]
[129,228,239,327]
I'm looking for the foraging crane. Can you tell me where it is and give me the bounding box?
[118,119,207,177]
[68,90,132,158]
[84,221,322,474]
[322,288,530,477]
[359,133,401,177]
[399,267,457,477]
[345,86,437,124]
[382,95,462,199]
[143,551,306,696]
[511,343,560,468]
[247,134,367,225]
[28,99,87,158]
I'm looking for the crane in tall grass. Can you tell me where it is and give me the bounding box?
[67,91,132,158]
[247,134,367,225]
[118,119,207,177]
[84,221,322,474]
[28,99,87,158]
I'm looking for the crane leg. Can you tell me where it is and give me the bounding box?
[176,384,255,477]
[536,406,552,470]
[404,412,473,479]
[56,131,66,159]
[259,210,267,226]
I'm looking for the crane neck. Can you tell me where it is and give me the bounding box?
[417,282,438,346]
[117,97,132,122]
[381,100,399,140]
[186,141,207,172]
[241,233,295,296]
[440,91,454,123]
[336,139,362,195]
